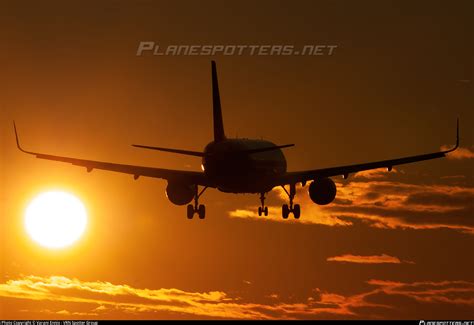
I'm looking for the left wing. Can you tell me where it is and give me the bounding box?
[276,119,459,186]
[14,123,213,187]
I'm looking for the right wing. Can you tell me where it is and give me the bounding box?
[275,119,460,186]
[14,123,213,187]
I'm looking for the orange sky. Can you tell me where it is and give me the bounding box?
[1,0,473,320]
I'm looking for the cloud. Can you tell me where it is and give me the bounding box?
[353,168,400,180]
[327,254,414,264]
[367,280,474,306]
[52,309,98,316]
[441,146,474,160]
[403,191,473,207]
[330,181,474,231]
[229,178,474,234]
[1,275,472,319]
[0,275,263,319]
[440,175,466,180]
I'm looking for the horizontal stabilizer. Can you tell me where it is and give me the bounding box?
[132,143,294,157]
[132,144,205,157]
[237,144,295,155]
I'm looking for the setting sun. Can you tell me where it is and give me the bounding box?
[25,191,88,249]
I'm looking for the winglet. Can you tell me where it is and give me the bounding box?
[456,117,460,149]
[443,118,460,154]
[13,121,34,155]
[13,121,24,152]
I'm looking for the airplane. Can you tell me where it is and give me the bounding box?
[14,61,459,220]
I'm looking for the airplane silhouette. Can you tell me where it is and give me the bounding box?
[14,61,459,219]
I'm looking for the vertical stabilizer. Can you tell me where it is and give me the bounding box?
[211,61,226,142]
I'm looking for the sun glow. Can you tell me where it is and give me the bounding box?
[25,191,88,249]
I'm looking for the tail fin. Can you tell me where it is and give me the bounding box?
[212,61,226,142]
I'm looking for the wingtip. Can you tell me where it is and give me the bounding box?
[13,121,20,148]
[13,121,28,153]
[456,117,459,148]
[443,118,460,154]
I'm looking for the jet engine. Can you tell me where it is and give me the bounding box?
[166,182,195,205]
[308,178,337,205]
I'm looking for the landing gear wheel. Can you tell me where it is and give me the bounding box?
[282,204,290,219]
[187,204,194,219]
[198,204,206,219]
[293,204,301,219]
[258,192,268,217]
[186,185,208,219]
[281,184,300,220]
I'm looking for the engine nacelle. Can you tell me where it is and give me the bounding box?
[166,182,194,206]
[308,178,337,205]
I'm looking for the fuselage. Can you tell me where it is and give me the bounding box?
[202,138,287,193]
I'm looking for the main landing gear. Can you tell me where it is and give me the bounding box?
[258,192,269,216]
[281,184,300,219]
[187,185,208,219]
